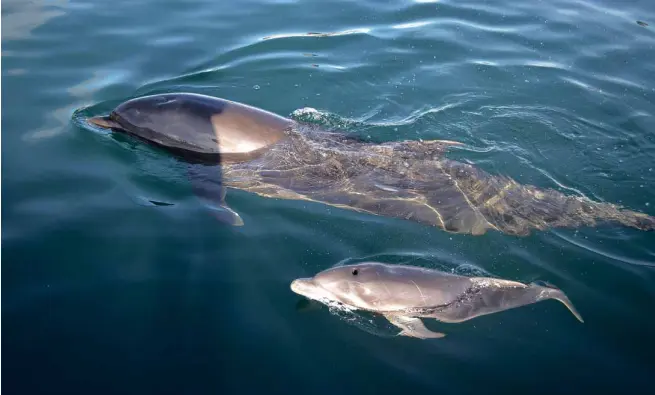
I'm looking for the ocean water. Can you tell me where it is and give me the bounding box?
[2,0,655,394]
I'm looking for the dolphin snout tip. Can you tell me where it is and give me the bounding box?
[87,116,114,129]
[290,278,313,295]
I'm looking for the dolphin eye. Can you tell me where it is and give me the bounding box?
[352,269,358,276]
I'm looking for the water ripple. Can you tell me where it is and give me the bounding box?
[4,0,655,392]
[553,231,655,268]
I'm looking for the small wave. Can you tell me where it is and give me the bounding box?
[290,107,374,133]
[553,231,655,268]
[291,107,328,121]
[469,59,570,70]
[24,105,80,142]
[262,28,372,41]
[560,77,617,98]
[372,102,464,127]
[452,263,495,278]
[524,60,568,69]
[574,0,632,20]
[591,74,645,90]
[515,156,593,200]
[294,93,485,135]
[435,18,523,34]
[392,20,435,30]
[329,250,490,276]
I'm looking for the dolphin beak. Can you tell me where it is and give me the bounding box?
[290,278,337,304]
[290,278,317,297]
[87,115,117,129]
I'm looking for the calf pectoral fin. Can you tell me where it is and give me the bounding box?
[384,314,446,339]
[187,164,244,226]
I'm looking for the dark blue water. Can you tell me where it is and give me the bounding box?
[3,0,655,394]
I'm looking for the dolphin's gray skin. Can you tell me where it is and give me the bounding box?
[290,262,584,339]
[88,93,292,225]
[86,92,655,236]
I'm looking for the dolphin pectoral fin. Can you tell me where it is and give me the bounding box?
[384,314,446,339]
[186,164,244,226]
[205,202,244,226]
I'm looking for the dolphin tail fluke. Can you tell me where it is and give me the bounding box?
[552,291,584,323]
[384,314,446,339]
[532,282,584,323]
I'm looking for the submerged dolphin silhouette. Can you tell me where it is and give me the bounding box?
[86,92,655,236]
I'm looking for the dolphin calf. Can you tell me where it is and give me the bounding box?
[290,262,583,339]
[85,92,655,236]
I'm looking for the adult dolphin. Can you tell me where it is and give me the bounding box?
[85,92,655,236]
[290,261,583,339]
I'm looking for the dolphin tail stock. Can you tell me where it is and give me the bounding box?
[434,158,655,235]
[531,281,584,323]
[534,183,655,233]
[475,177,655,236]
[586,200,655,233]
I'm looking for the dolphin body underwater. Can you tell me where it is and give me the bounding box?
[86,92,655,236]
[290,262,584,339]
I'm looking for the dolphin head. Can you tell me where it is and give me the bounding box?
[290,262,410,310]
[87,93,229,136]
[86,93,293,160]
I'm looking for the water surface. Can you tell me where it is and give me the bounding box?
[3,0,655,394]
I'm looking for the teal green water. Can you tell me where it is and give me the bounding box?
[3,0,655,394]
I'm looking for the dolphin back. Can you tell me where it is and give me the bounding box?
[95,93,294,163]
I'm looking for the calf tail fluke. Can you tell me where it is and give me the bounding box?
[533,282,584,323]
[551,289,584,323]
